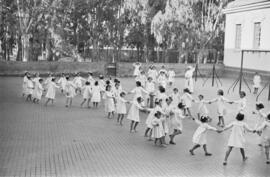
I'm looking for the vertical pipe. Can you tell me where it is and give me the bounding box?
[239,50,244,93]
[212,64,215,87]
[268,82,270,101]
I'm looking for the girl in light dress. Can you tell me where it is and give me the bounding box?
[22,72,29,97]
[253,102,267,146]
[44,73,53,94]
[25,75,34,101]
[73,73,85,95]
[144,99,164,140]
[209,89,231,128]
[253,72,261,94]
[157,71,167,89]
[57,73,67,93]
[145,77,155,107]
[91,81,102,108]
[32,73,41,101]
[169,103,186,145]
[189,116,221,156]
[65,77,76,107]
[180,88,194,118]
[127,97,145,133]
[133,62,141,77]
[44,78,60,106]
[231,91,247,113]
[170,88,180,108]
[167,69,176,86]
[147,65,158,83]
[222,113,254,166]
[116,92,129,126]
[184,66,195,93]
[87,72,95,86]
[128,81,148,103]
[162,97,174,144]
[99,75,106,102]
[32,78,44,104]
[159,65,168,75]
[151,111,167,147]
[194,94,211,120]
[135,71,147,88]
[80,81,92,108]
[105,85,115,119]
[156,86,167,108]
[255,113,270,164]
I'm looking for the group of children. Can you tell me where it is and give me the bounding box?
[21,63,269,165]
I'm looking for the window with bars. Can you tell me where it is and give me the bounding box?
[235,24,242,49]
[253,22,261,49]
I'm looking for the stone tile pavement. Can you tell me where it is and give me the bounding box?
[0,77,270,177]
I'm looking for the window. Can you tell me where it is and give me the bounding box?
[235,24,242,49]
[253,22,261,49]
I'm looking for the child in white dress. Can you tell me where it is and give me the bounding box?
[145,77,155,107]
[80,81,92,108]
[159,65,168,75]
[167,69,176,86]
[73,73,85,95]
[169,103,186,144]
[26,75,34,101]
[127,97,145,133]
[231,91,247,113]
[44,73,53,93]
[22,72,29,97]
[57,73,67,93]
[209,89,231,127]
[184,66,195,93]
[32,78,44,104]
[128,81,148,101]
[253,72,261,94]
[189,116,221,156]
[194,94,210,120]
[253,102,267,146]
[136,71,147,88]
[144,99,164,139]
[222,113,254,165]
[44,78,60,106]
[157,71,167,89]
[148,65,158,83]
[133,62,141,77]
[65,77,76,107]
[255,113,270,164]
[116,92,129,126]
[105,85,115,119]
[87,72,95,86]
[170,88,180,108]
[180,88,194,118]
[91,81,101,108]
[151,111,166,147]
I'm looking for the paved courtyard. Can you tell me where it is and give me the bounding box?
[0,76,270,177]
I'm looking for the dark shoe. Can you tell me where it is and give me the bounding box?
[189,150,194,155]
[266,161,270,164]
[169,141,176,145]
[223,161,227,166]
[243,157,248,162]
[205,153,212,156]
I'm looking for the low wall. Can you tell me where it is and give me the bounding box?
[0,61,225,77]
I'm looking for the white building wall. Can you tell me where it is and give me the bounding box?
[224,7,270,72]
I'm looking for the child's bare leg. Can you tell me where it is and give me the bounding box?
[120,115,124,126]
[265,146,270,164]
[221,117,225,127]
[45,99,50,106]
[134,122,139,132]
[117,114,120,122]
[130,121,134,132]
[81,99,86,107]
[87,99,91,108]
[189,144,200,155]
[69,99,72,107]
[240,148,247,161]
[144,128,150,137]
[203,144,212,156]
[223,146,233,165]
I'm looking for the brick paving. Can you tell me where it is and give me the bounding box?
[0,77,270,177]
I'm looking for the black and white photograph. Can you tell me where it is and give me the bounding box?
[0,0,270,176]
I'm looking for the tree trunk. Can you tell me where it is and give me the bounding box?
[16,35,22,61]
[21,34,30,62]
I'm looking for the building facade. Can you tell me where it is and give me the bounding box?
[223,0,270,72]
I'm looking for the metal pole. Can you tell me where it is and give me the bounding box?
[239,50,244,93]
[212,64,215,87]
[268,82,270,101]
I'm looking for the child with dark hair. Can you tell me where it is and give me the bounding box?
[170,88,180,108]
[230,91,247,112]
[145,77,155,107]
[144,99,164,140]
[253,72,261,94]
[169,103,186,144]
[193,94,211,120]
[22,72,29,97]
[180,88,194,118]
[57,73,67,93]
[44,77,60,106]
[255,113,270,164]
[32,78,44,104]
[253,102,267,146]
[105,85,115,119]
[209,89,231,127]
[91,81,101,108]
[127,97,145,133]
[128,81,148,102]
[81,81,92,108]
[189,116,222,156]
[116,92,129,126]
[65,77,76,107]
[152,111,166,147]
[25,74,34,101]
[221,113,254,165]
